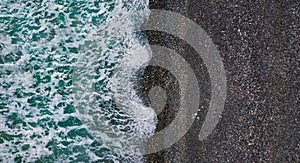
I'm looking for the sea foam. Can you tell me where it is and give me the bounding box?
[0,0,156,162]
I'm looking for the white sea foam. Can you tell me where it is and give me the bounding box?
[0,0,156,162]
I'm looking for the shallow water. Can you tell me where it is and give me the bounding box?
[0,0,156,162]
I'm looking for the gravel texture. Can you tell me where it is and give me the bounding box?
[143,0,299,162]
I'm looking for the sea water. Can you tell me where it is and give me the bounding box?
[0,0,156,162]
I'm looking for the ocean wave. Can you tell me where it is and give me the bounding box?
[0,0,156,162]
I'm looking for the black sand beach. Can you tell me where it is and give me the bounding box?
[143,0,299,162]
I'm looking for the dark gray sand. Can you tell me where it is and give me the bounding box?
[143,0,299,162]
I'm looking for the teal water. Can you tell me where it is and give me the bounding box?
[0,0,156,162]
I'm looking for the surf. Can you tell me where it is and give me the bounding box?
[0,0,156,162]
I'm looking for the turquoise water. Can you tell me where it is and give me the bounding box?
[0,0,156,162]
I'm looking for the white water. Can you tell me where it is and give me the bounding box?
[0,0,156,162]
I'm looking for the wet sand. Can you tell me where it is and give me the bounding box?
[143,0,299,162]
